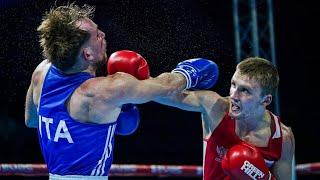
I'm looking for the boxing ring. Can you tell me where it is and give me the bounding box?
[0,163,319,177]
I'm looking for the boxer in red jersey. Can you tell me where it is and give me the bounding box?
[155,57,295,179]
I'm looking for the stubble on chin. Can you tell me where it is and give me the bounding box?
[103,52,107,60]
[94,54,108,77]
[229,110,243,121]
[96,53,107,66]
[229,113,236,120]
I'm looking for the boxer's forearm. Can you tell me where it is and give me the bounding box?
[117,72,186,105]
[154,91,203,112]
[152,72,187,93]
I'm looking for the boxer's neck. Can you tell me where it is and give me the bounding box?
[236,110,271,135]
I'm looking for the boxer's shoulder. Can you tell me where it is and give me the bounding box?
[31,60,52,106]
[280,123,295,150]
[32,59,51,83]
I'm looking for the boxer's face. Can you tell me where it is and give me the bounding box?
[229,70,265,120]
[79,18,107,64]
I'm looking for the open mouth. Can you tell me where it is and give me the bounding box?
[231,101,240,113]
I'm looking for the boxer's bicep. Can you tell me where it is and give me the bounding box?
[114,73,185,105]
[128,79,182,104]
[271,127,295,179]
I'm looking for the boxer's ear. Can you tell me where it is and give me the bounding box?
[82,47,94,61]
[261,94,272,106]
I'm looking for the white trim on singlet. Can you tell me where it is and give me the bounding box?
[267,171,272,180]
[264,158,275,168]
[49,174,108,180]
[271,114,281,139]
[91,124,117,176]
[202,140,207,176]
[263,113,281,168]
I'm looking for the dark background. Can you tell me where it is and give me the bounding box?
[0,0,318,179]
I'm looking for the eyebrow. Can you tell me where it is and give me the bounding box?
[240,86,251,91]
[232,80,252,90]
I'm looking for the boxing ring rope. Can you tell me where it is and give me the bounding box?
[0,163,320,177]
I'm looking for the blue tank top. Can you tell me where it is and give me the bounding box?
[38,65,117,176]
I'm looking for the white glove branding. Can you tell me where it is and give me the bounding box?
[240,160,265,180]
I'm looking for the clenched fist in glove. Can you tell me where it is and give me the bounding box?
[107,50,150,80]
[221,143,275,180]
[172,58,219,89]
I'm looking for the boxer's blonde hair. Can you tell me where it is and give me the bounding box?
[237,57,279,96]
[37,3,95,71]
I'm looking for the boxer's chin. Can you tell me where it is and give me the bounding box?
[96,59,104,68]
[229,109,242,120]
[96,54,106,66]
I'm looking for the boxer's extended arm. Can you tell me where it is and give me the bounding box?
[271,126,295,179]
[154,91,228,135]
[153,57,223,111]
[106,50,186,104]
[154,90,224,113]
[107,54,219,106]
[109,72,187,105]
[152,57,224,112]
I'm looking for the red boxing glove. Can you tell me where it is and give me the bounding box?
[107,50,150,80]
[221,143,275,180]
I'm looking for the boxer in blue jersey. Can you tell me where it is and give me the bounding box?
[24,3,219,179]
